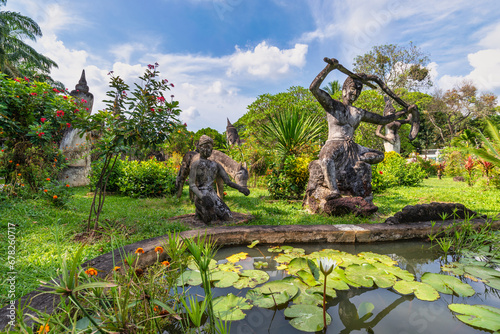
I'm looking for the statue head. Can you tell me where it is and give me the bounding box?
[198,135,214,159]
[342,76,363,105]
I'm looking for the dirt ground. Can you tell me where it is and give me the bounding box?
[167,212,255,229]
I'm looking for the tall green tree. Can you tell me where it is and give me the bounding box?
[0,0,57,78]
[353,42,432,91]
[322,80,341,97]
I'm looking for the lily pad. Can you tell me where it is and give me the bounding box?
[247,240,259,248]
[448,304,500,332]
[441,262,465,276]
[233,270,270,289]
[274,253,296,264]
[217,262,243,273]
[282,277,323,306]
[210,270,239,288]
[345,263,397,288]
[254,279,299,300]
[284,304,331,332]
[187,258,217,271]
[212,293,253,321]
[254,261,268,269]
[373,262,414,281]
[327,267,357,289]
[306,285,337,299]
[297,270,320,287]
[393,280,440,301]
[421,273,475,297]
[246,289,291,308]
[358,252,397,266]
[464,265,500,290]
[288,257,310,275]
[284,247,305,255]
[357,302,374,321]
[268,246,283,253]
[176,270,202,286]
[226,252,248,263]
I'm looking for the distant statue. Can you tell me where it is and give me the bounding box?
[189,135,250,224]
[304,57,418,215]
[375,96,413,154]
[226,118,242,147]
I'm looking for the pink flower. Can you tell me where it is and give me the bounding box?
[38,132,44,137]
[183,123,187,126]
[107,71,114,75]
[157,96,165,102]
[24,77,29,82]
[86,108,89,111]
[81,99,87,103]
[66,123,71,128]
[162,79,168,84]
[41,117,47,123]
[74,109,79,113]
[171,94,174,98]
[14,78,20,82]
[170,83,174,87]
[148,64,155,69]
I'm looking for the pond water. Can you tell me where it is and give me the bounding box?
[183,241,500,334]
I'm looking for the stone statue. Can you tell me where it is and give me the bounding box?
[189,135,250,224]
[375,96,413,154]
[304,57,418,214]
[226,118,242,146]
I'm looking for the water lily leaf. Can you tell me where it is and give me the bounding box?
[254,279,299,300]
[284,304,331,332]
[246,289,291,308]
[217,262,243,273]
[297,270,320,287]
[345,263,397,288]
[268,246,283,253]
[187,258,217,271]
[276,264,288,270]
[288,257,310,275]
[393,280,440,301]
[247,240,259,248]
[281,246,294,251]
[210,270,239,288]
[284,247,305,255]
[372,263,414,281]
[282,277,323,305]
[464,265,500,290]
[212,293,252,321]
[421,273,475,297]
[254,261,268,269]
[358,252,397,266]
[176,270,202,286]
[441,262,465,276]
[226,252,248,263]
[448,304,500,332]
[233,270,270,289]
[306,285,337,299]
[357,302,374,321]
[274,253,296,264]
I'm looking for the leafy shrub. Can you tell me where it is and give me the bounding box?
[89,157,124,192]
[267,155,313,199]
[440,147,467,177]
[413,154,437,177]
[372,151,426,193]
[118,158,177,198]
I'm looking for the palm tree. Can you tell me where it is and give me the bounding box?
[260,106,324,168]
[322,80,341,97]
[0,1,57,78]
[469,119,500,168]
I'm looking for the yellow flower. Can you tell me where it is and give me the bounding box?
[85,268,98,276]
[155,246,164,254]
[135,248,145,254]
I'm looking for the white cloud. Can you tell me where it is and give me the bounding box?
[227,42,308,78]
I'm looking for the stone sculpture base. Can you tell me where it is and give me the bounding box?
[385,202,486,224]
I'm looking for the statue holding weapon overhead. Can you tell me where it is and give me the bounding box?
[304,57,419,215]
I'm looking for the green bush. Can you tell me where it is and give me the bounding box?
[89,157,124,192]
[372,151,426,193]
[267,155,313,199]
[440,147,467,177]
[118,158,177,198]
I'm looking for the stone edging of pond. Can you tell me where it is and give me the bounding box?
[2,218,499,329]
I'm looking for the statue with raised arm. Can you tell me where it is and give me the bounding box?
[304,57,418,215]
[189,135,250,224]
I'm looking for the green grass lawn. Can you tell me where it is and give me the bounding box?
[1,176,499,306]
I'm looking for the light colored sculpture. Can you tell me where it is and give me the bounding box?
[375,96,413,154]
[189,135,250,224]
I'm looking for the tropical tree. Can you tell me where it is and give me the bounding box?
[353,42,432,91]
[0,1,57,77]
[322,80,341,97]
[469,120,500,168]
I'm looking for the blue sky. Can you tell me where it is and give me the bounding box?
[5,0,500,132]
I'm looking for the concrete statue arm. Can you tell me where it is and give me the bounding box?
[309,58,343,115]
[363,104,417,126]
[217,164,250,196]
[375,124,394,143]
[188,160,204,200]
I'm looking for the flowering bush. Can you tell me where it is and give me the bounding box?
[267,155,313,199]
[372,151,426,193]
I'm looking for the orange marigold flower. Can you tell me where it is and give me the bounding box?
[135,248,145,254]
[37,324,50,333]
[155,246,164,254]
[18,173,21,176]
[153,306,159,312]
[9,160,12,163]
[16,163,19,166]
[53,195,58,199]
[65,184,70,187]
[46,178,50,181]
[43,189,48,192]
[21,184,24,187]
[161,261,170,267]
[113,266,121,271]
[85,268,98,276]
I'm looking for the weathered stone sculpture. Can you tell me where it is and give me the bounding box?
[226,118,242,146]
[189,135,250,224]
[375,97,413,154]
[58,70,94,186]
[175,148,248,199]
[304,57,418,215]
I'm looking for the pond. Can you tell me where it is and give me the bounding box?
[178,241,500,334]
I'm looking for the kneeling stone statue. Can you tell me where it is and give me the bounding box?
[189,135,250,224]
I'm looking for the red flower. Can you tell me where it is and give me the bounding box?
[41,117,46,123]
[24,76,29,82]
[81,99,87,103]
[74,109,79,112]
[53,88,60,93]
[379,171,383,174]
[38,132,45,137]
[147,64,155,69]
[151,108,155,112]
[157,96,165,103]
[14,78,20,82]
[30,92,37,96]
[63,96,68,99]
[170,83,174,87]
[86,108,89,111]
[183,123,187,126]
[56,110,64,117]
[66,123,71,128]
